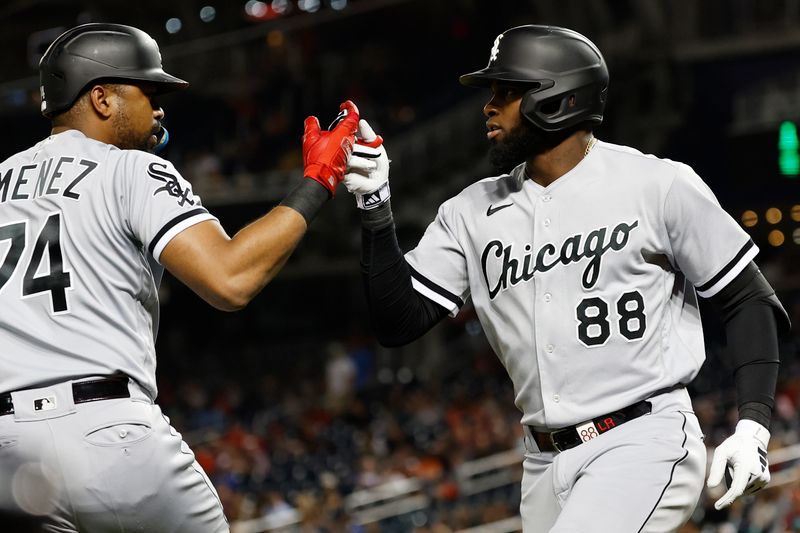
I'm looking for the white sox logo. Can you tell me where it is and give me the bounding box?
[147,162,194,206]
[490,34,503,63]
[481,220,639,299]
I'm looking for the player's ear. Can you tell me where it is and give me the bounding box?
[87,84,119,119]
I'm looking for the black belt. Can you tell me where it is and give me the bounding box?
[0,377,130,416]
[530,400,652,453]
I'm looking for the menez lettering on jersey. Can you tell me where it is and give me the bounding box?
[0,157,98,203]
[481,219,640,299]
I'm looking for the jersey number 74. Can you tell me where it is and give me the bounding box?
[0,213,71,314]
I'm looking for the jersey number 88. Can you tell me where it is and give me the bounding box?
[576,290,646,347]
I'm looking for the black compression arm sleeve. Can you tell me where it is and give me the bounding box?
[279,179,329,224]
[361,203,449,346]
[723,303,780,427]
[707,261,788,428]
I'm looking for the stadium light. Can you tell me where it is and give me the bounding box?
[741,210,758,227]
[768,229,785,247]
[778,121,800,177]
[765,207,783,224]
[200,6,217,22]
[165,18,182,34]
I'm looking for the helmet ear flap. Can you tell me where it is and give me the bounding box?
[520,82,606,132]
[539,97,564,117]
[519,88,564,130]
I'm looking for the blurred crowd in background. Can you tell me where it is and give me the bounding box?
[154,255,800,532]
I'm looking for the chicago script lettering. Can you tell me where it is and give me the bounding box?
[481,220,639,299]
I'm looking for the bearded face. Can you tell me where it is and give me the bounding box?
[488,118,572,173]
[106,84,163,152]
[111,105,153,151]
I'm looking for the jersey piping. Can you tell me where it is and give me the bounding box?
[695,240,757,298]
[408,265,463,315]
[149,207,215,262]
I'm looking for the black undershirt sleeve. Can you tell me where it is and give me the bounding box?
[279,179,330,224]
[705,261,789,429]
[361,202,449,347]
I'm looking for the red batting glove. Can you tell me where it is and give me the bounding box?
[303,100,360,196]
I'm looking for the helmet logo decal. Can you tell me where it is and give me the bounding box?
[490,34,503,64]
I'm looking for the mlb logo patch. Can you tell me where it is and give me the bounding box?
[34,396,57,411]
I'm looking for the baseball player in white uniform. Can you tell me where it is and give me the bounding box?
[344,25,788,531]
[0,24,359,532]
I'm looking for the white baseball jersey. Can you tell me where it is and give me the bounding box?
[406,140,756,428]
[0,130,215,399]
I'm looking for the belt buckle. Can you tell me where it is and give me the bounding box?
[548,429,566,452]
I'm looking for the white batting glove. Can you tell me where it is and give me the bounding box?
[344,119,390,210]
[707,419,770,509]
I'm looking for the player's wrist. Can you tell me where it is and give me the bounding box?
[738,401,772,431]
[735,419,770,446]
[281,179,330,223]
[360,200,394,230]
[303,165,337,193]
[354,181,391,210]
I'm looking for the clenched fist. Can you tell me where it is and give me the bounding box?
[707,419,771,509]
[303,100,360,196]
[344,119,391,210]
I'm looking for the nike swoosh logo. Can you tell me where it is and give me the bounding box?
[486,203,513,216]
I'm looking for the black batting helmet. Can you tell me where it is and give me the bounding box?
[39,23,189,117]
[460,25,608,132]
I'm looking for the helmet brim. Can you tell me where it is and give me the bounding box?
[459,69,543,88]
[111,69,190,93]
[151,72,190,93]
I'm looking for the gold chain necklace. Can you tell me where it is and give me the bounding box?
[525,136,597,181]
[585,136,597,157]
